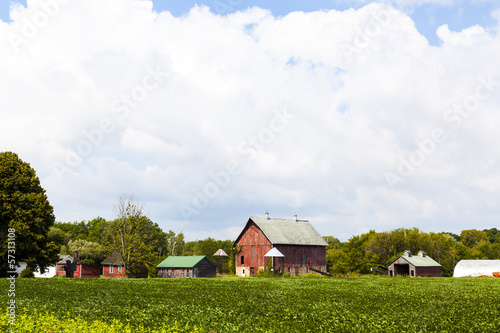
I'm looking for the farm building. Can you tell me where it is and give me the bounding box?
[156,255,216,278]
[101,253,148,278]
[234,213,328,276]
[56,255,100,278]
[453,260,500,277]
[387,251,441,277]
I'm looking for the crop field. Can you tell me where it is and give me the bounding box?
[1,276,500,332]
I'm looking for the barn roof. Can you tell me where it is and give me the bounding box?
[57,254,73,264]
[156,255,214,268]
[388,253,441,267]
[213,248,228,256]
[453,260,500,277]
[101,253,124,265]
[235,216,328,246]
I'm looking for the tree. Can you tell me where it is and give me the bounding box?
[460,229,488,248]
[104,195,156,277]
[165,230,184,256]
[0,152,61,276]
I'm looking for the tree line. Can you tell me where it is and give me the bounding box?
[51,195,233,277]
[324,227,500,277]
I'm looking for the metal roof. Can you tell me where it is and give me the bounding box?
[264,248,284,257]
[213,249,228,257]
[156,256,212,268]
[389,253,441,267]
[57,255,73,264]
[453,260,500,277]
[248,217,329,246]
[101,253,124,265]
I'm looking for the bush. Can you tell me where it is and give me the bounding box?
[19,267,35,278]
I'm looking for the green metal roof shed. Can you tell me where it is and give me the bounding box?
[156,256,216,278]
[387,251,441,277]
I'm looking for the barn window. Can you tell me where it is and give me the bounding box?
[302,254,306,267]
[118,265,122,273]
[411,270,415,277]
[110,265,113,273]
[241,256,244,265]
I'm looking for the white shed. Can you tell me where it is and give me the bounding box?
[453,260,500,277]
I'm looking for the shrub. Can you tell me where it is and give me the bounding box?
[19,267,34,278]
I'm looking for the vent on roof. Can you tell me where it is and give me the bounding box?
[294,213,297,221]
[266,211,269,220]
[404,250,411,257]
[418,251,425,257]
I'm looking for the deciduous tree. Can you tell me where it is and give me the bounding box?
[0,152,61,276]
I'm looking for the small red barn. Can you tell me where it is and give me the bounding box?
[101,253,126,278]
[56,255,100,278]
[101,253,148,278]
[234,214,328,276]
[388,251,441,277]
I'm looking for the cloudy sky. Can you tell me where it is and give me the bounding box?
[1,0,500,241]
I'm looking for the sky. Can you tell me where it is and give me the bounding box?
[1,0,500,242]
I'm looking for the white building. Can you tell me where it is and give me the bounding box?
[453,260,500,277]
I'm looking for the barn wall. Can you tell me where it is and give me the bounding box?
[80,265,100,278]
[195,258,217,278]
[415,266,441,277]
[274,245,327,275]
[236,222,272,276]
[56,264,99,278]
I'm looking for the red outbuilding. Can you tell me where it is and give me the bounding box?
[234,213,328,276]
[56,255,100,278]
[101,253,148,278]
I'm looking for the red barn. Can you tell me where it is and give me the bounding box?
[101,253,126,278]
[101,253,148,278]
[56,255,100,278]
[234,214,328,276]
[387,251,441,277]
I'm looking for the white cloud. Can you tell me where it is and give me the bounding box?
[1,0,500,241]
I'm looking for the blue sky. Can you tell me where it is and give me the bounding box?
[1,1,499,45]
[1,0,500,241]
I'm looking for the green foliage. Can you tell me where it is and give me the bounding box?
[0,152,60,277]
[1,278,499,332]
[460,229,489,248]
[19,267,34,278]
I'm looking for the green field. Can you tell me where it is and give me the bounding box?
[1,276,500,332]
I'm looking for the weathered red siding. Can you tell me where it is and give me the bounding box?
[102,265,126,278]
[235,221,327,276]
[55,264,100,278]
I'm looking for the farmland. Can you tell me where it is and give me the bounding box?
[1,276,500,332]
